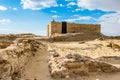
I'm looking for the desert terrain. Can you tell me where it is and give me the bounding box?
[0,33,120,80]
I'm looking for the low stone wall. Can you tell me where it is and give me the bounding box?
[0,39,40,80]
[48,49,120,78]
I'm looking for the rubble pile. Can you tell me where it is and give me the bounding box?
[48,50,120,78]
[0,39,41,80]
[0,34,18,49]
[107,42,120,50]
[0,40,13,49]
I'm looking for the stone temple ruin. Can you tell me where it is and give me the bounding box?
[47,20,101,37]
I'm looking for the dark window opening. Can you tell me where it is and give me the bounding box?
[62,22,67,33]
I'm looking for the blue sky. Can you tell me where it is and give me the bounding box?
[0,0,120,36]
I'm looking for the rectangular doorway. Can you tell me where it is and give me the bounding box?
[62,22,67,33]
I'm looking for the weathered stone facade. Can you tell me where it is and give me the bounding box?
[47,21,101,37]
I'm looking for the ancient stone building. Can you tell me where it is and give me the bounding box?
[47,21,101,37]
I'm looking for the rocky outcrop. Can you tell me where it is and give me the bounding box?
[48,50,120,78]
[0,39,40,80]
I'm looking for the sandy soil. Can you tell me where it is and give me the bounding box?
[50,40,120,58]
[1,34,120,80]
[48,39,120,80]
[21,45,52,80]
[8,39,120,80]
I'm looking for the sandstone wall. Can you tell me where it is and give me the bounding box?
[48,21,62,37]
[47,21,101,37]
[67,23,100,33]
[48,49,120,78]
[47,23,51,37]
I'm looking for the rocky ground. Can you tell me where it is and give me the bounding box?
[0,33,120,80]
[48,39,120,80]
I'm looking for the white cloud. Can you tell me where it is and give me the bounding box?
[77,0,120,36]
[67,2,76,7]
[73,15,80,17]
[13,8,18,11]
[52,15,60,19]
[21,0,57,10]
[72,8,84,12]
[59,4,64,7]
[99,13,120,23]
[65,0,76,2]
[118,19,120,23]
[0,6,7,11]
[65,16,95,22]
[75,8,81,11]
[98,12,120,36]
[0,19,12,24]
[51,10,57,13]
[77,0,120,12]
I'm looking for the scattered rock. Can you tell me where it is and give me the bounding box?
[49,53,120,78]
[78,41,85,44]
[0,38,42,80]
[53,52,59,57]
[107,42,120,50]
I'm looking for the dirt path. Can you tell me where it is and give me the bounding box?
[21,45,52,80]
